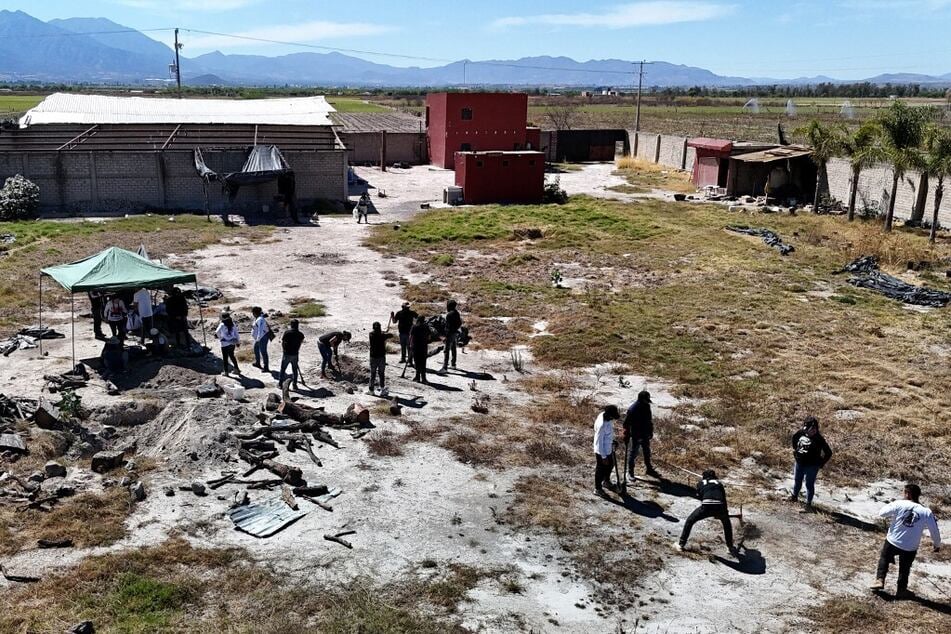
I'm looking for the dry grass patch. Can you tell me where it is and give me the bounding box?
[614,156,696,194]
[0,489,130,556]
[810,595,951,634]
[365,429,404,457]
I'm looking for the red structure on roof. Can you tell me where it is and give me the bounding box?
[454,151,545,204]
[426,93,533,169]
[687,137,734,188]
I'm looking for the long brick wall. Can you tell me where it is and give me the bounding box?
[340,131,427,164]
[0,149,347,215]
[624,129,951,225]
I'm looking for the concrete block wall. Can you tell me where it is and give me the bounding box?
[340,132,427,164]
[0,149,347,215]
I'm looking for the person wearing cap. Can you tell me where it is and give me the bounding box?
[789,416,833,511]
[678,469,738,555]
[391,302,417,364]
[215,312,241,376]
[368,321,394,395]
[250,306,273,373]
[318,330,351,378]
[279,319,305,390]
[439,299,463,373]
[624,390,660,480]
[593,404,621,498]
[871,483,941,598]
[133,287,153,345]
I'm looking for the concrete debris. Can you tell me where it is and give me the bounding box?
[196,381,223,398]
[33,398,63,430]
[67,621,95,634]
[90,450,125,474]
[27,472,45,483]
[0,433,26,453]
[130,481,146,502]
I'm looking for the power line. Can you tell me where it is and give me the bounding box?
[13,27,175,38]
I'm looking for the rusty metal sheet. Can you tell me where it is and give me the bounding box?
[731,146,812,163]
[228,497,307,538]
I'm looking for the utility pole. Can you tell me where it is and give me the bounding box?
[174,28,183,98]
[633,60,645,155]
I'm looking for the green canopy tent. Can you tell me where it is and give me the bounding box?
[40,246,207,366]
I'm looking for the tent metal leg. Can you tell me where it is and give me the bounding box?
[70,293,76,369]
[38,274,43,356]
[195,281,208,349]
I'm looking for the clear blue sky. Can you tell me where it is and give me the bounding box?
[5,0,951,79]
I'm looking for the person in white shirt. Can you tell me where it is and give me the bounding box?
[593,404,621,498]
[250,306,272,373]
[103,296,127,341]
[215,312,241,376]
[132,287,153,344]
[871,483,941,597]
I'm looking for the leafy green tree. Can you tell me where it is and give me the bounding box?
[795,120,843,212]
[922,125,951,243]
[839,122,883,221]
[877,101,928,232]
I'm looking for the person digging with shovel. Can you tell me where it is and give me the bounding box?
[677,469,739,557]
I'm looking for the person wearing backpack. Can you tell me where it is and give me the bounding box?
[251,306,273,373]
[789,416,833,511]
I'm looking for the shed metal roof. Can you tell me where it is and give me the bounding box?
[731,145,812,163]
[20,93,336,127]
[687,137,733,152]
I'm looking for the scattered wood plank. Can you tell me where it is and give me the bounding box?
[1,564,40,583]
[323,533,353,549]
[281,485,299,510]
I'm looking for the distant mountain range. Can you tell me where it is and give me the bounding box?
[2,10,949,88]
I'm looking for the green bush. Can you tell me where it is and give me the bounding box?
[0,174,40,220]
[542,178,568,204]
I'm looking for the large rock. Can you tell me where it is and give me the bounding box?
[34,397,63,430]
[42,459,65,477]
[91,450,125,474]
[196,382,223,398]
[130,481,146,502]
[67,621,95,634]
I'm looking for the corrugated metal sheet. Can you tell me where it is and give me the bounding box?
[331,112,423,133]
[20,93,336,127]
[732,145,812,163]
[229,498,307,538]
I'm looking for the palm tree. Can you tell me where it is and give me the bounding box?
[877,101,928,232]
[922,125,951,243]
[795,120,842,212]
[839,121,883,221]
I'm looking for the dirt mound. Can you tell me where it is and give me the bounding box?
[90,399,164,427]
[137,398,260,474]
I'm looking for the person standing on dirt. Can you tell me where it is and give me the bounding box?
[439,299,463,373]
[216,312,241,376]
[318,330,351,378]
[624,390,661,480]
[677,469,738,556]
[165,287,189,348]
[391,302,417,365]
[410,316,431,384]
[251,306,273,373]
[89,290,106,339]
[133,287,153,345]
[593,404,620,498]
[871,483,941,598]
[368,321,394,395]
[788,416,833,511]
[279,319,305,390]
[356,192,370,224]
[103,295,128,341]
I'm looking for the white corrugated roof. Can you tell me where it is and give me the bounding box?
[20,93,336,127]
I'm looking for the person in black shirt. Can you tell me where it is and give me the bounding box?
[678,469,737,555]
[89,291,106,339]
[318,330,351,378]
[439,299,463,373]
[789,416,833,511]
[368,321,394,394]
[279,319,306,390]
[165,287,189,347]
[624,390,660,479]
[390,302,417,364]
[409,316,431,384]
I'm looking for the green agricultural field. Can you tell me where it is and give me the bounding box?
[327,97,387,113]
[0,94,44,117]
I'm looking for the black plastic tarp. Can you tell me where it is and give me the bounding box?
[194,145,294,201]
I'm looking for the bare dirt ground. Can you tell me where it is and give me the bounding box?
[1,164,949,632]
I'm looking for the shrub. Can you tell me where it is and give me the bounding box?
[542,177,568,204]
[0,174,40,220]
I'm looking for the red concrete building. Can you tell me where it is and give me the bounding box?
[426,92,533,169]
[454,151,545,204]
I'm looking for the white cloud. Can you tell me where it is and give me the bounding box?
[491,1,735,29]
[183,21,396,51]
[114,0,261,11]
[841,0,951,8]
